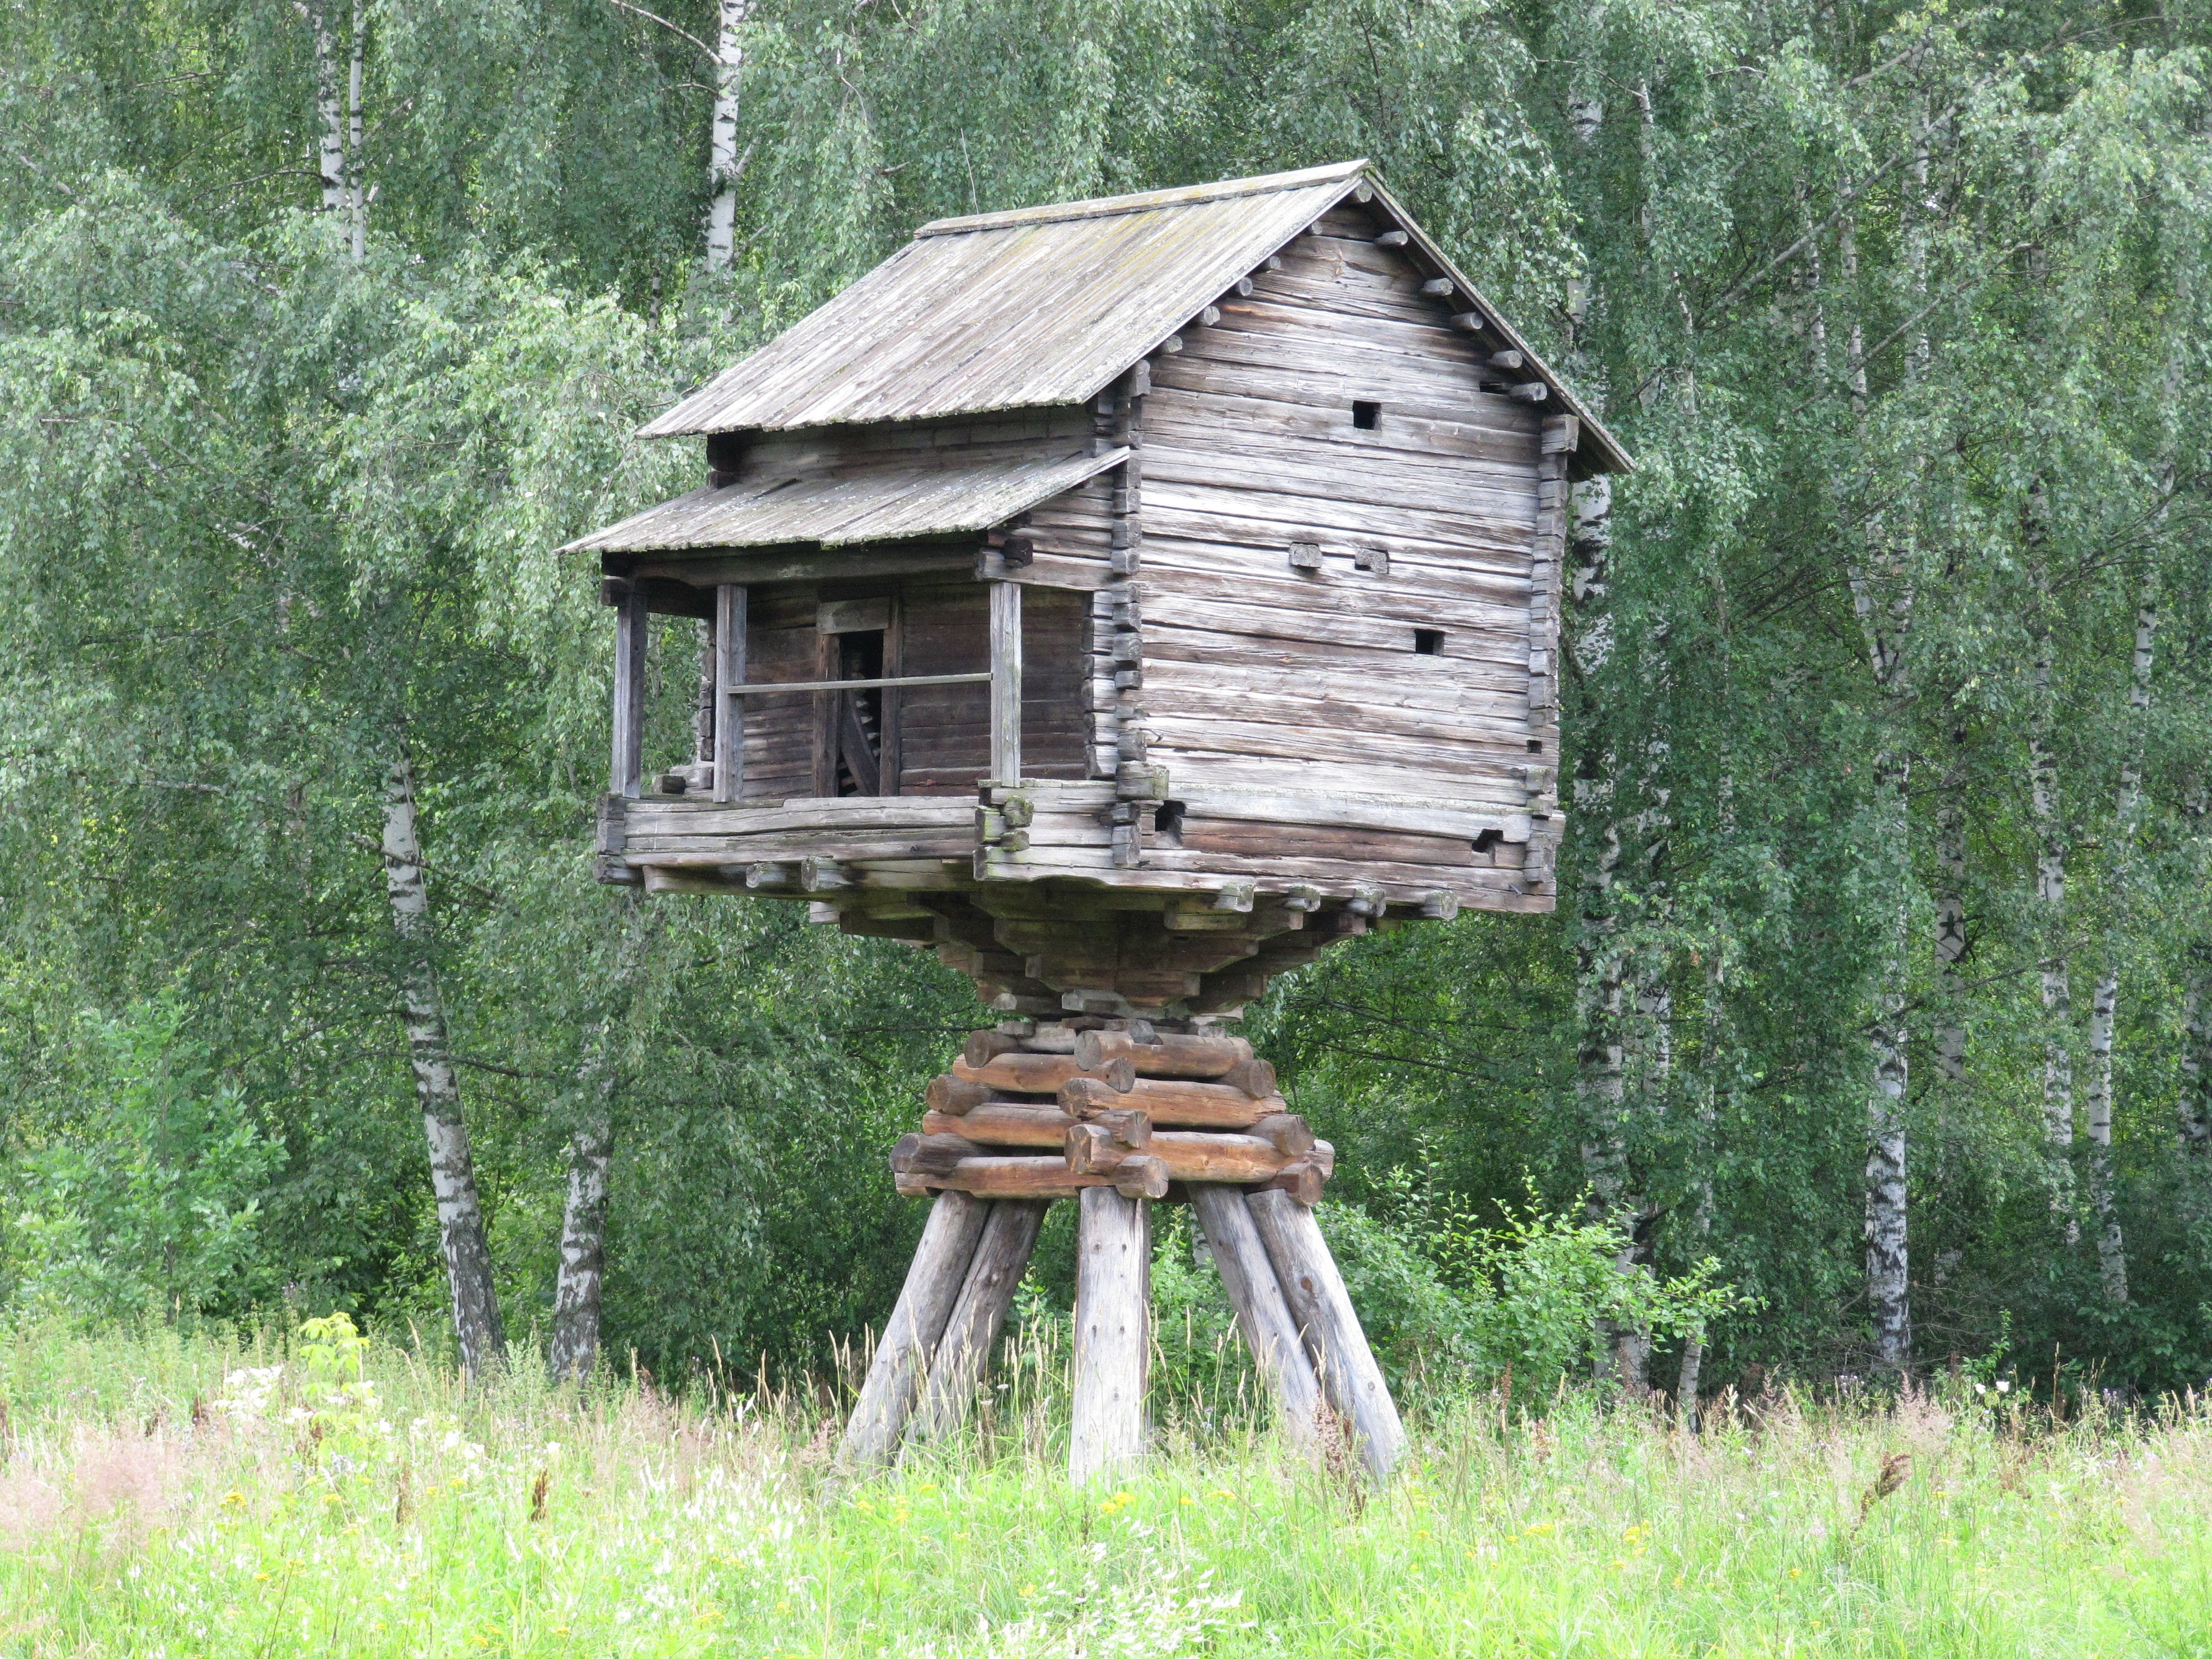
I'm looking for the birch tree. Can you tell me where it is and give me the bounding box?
[549,890,659,1384]
[2023,489,2080,1243]
[705,0,750,270]
[1839,213,1915,1375]
[380,751,505,1378]
[304,2,367,256]
[2079,568,2157,1303]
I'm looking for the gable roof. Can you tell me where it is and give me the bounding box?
[641,162,1631,476]
[564,446,1126,556]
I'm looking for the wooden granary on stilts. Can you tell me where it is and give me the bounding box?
[568,160,1631,1482]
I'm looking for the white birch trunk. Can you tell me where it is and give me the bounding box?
[2027,629,2079,1242]
[2083,974,2125,1301]
[703,0,749,269]
[548,891,655,1383]
[549,1118,613,1383]
[347,8,367,259]
[2080,569,2158,1301]
[1840,221,1913,1373]
[1568,474,1630,1240]
[306,2,347,216]
[2182,955,2212,1155]
[1933,728,1969,1083]
[380,753,505,1378]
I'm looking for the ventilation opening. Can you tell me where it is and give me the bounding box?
[1471,828,1504,856]
[1352,400,1381,430]
[1154,799,1186,848]
[834,629,885,797]
[1413,628,1444,655]
[1527,738,1544,753]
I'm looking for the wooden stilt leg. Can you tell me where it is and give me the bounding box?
[1070,1185,1149,1485]
[902,1199,1046,1450]
[1190,1183,1326,1457]
[840,1190,989,1469]
[1247,1188,1407,1481]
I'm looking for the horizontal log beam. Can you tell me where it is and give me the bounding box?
[726,671,991,696]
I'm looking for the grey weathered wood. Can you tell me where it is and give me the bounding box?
[726,671,990,696]
[990,579,1022,783]
[839,1190,989,1469]
[1070,1185,1150,1484]
[1190,1183,1325,1455]
[1246,1188,1405,1481]
[902,1199,1047,1449]
[712,585,745,802]
[611,582,649,799]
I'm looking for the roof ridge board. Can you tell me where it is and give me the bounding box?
[913,159,1371,239]
[1355,176,1634,475]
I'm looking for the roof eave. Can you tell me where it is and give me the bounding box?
[1360,176,1635,478]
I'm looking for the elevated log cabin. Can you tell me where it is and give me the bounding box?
[568,161,1630,1484]
[572,159,1630,1022]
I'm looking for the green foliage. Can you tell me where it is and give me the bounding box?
[1339,1173,1748,1399]
[2,993,283,1323]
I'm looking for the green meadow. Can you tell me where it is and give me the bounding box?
[6,1319,2208,1658]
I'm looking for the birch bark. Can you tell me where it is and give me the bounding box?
[1932,729,1969,1082]
[703,0,750,269]
[2081,569,2156,1302]
[1568,468,1635,1344]
[1561,83,1647,1387]
[306,2,347,217]
[302,2,365,255]
[2025,561,2080,1242]
[1840,219,1913,1373]
[347,8,367,259]
[380,753,505,1378]
[2182,950,2212,1154]
[549,890,656,1383]
[1675,947,1724,1428]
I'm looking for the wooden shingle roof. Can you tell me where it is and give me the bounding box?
[639,161,1630,476]
[564,446,1126,555]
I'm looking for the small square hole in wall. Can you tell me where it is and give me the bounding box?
[1527,739,1544,753]
[1414,628,1444,655]
[1352,400,1381,430]
[1153,800,1186,848]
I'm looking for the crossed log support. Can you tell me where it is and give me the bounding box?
[838,1018,1406,1484]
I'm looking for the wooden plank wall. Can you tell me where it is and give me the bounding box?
[1139,203,1546,816]
[731,406,1099,490]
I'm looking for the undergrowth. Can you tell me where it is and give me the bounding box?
[3,1317,2209,1657]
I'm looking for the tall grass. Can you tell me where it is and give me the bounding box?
[3,1318,2209,1656]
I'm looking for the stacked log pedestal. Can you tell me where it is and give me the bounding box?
[891,1020,1332,1206]
[843,1017,1405,1485]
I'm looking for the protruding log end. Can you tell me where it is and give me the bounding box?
[1265,1163,1326,1207]
[1218,1056,1278,1099]
[924,1073,995,1115]
[963,1029,1021,1068]
[891,1131,983,1178]
[1111,1155,1169,1201]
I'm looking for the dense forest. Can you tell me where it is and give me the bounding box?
[3,0,2210,1404]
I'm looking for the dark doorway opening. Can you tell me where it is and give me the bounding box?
[834,629,885,796]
